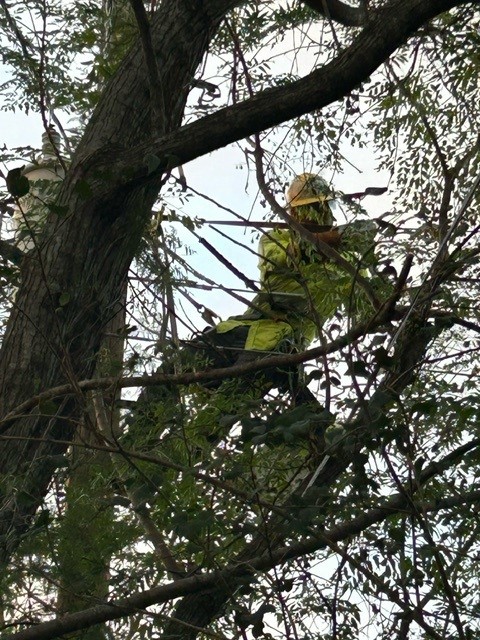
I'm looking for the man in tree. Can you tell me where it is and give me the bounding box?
[135,173,380,448]
[185,173,378,399]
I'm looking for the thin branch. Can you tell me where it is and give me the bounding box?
[4,301,475,431]
[0,307,399,429]
[193,231,260,292]
[91,392,184,579]
[0,0,35,60]
[128,0,165,131]
[9,473,480,640]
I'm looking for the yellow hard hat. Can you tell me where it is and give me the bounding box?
[286,173,331,208]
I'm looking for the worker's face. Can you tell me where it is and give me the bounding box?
[290,200,334,227]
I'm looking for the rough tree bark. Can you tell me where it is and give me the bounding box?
[0,0,238,568]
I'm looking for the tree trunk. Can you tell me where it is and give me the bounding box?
[55,290,127,639]
[0,0,237,570]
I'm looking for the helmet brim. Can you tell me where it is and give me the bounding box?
[289,195,329,207]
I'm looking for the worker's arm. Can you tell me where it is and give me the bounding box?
[313,228,341,248]
[259,229,293,272]
[260,226,344,274]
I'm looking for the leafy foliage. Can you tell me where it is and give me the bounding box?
[0,2,480,640]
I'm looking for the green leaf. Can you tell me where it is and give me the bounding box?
[38,399,58,415]
[306,368,323,383]
[324,423,346,448]
[217,414,238,429]
[144,154,161,175]
[180,216,196,231]
[6,167,29,197]
[348,360,369,377]
[370,390,395,411]
[74,179,93,199]
[286,418,312,437]
[46,203,69,216]
[33,509,51,529]
[58,292,70,306]
[373,347,395,369]
[412,399,438,416]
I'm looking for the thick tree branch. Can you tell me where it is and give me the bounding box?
[128,0,165,131]
[85,0,474,197]
[0,0,230,571]
[302,0,367,27]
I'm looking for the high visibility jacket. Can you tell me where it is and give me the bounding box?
[215,219,377,352]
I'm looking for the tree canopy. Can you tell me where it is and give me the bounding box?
[0,1,479,639]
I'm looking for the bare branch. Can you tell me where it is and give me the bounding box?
[128,0,165,131]
[0,307,397,430]
[92,392,184,579]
